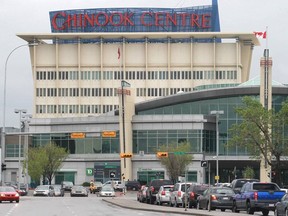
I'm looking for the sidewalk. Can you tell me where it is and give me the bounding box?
[102,195,241,216]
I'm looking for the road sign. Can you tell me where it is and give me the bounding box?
[200,160,208,168]
[110,171,116,178]
[215,175,219,180]
[86,168,93,176]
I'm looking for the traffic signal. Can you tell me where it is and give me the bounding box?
[120,153,133,158]
[157,152,168,158]
[1,163,7,171]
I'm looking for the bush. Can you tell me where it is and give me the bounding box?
[82,182,90,187]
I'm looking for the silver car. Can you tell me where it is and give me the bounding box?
[156,185,174,205]
[33,185,54,197]
[99,186,115,197]
[70,186,88,197]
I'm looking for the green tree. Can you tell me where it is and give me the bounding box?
[23,142,68,185]
[158,142,193,183]
[229,96,288,186]
[243,166,255,179]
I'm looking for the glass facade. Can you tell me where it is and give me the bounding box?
[133,130,215,155]
[31,133,120,154]
[138,94,288,156]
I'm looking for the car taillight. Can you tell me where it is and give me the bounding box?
[177,191,182,197]
[190,192,195,198]
[211,195,217,200]
[161,191,165,195]
[253,192,258,201]
[151,186,155,192]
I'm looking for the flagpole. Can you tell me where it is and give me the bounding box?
[266,26,268,50]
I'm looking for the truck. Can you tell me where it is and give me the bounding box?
[232,182,285,216]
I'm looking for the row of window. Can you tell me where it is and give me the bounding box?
[36,70,238,81]
[36,104,118,114]
[36,87,194,97]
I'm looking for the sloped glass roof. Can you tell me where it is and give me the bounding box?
[239,76,285,87]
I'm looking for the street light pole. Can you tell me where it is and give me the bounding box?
[210,110,224,184]
[120,80,130,170]
[14,109,27,190]
[1,43,37,184]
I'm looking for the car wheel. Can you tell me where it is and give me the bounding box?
[16,200,19,203]
[246,201,254,215]
[262,209,269,216]
[221,209,225,212]
[159,201,162,206]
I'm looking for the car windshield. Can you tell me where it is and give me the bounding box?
[235,179,258,188]
[36,185,49,190]
[153,180,173,186]
[212,188,234,194]
[102,187,114,191]
[0,187,16,192]
[253,183,279,191]
[195,186,209,194]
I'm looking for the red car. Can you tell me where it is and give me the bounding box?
[0,186,20,203]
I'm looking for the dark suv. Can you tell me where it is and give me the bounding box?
[125,181,141,191]
[146,179,173,204]
[182,183,209,208]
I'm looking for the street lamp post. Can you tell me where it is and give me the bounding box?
[210,110,224,184]
[14,109,27,190]
[120,80,131,170]
[1,43,37,184]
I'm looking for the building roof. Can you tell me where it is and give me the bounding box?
[17,32,260,46]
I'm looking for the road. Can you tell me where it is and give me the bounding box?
[1,190,276,216]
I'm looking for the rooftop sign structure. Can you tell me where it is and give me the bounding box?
[49,1,220,33]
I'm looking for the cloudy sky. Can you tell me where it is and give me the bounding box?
[0,0,287,127]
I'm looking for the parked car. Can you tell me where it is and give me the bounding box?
[156,185,174,205]
[146,179,173,204]
[275,193,288,216]
[52,184,64,197]
[125,180,141,191]
[169,182,193,207]
[19,183,28,196]
[99,186,116,197]
[182,183,210,208]
[138,186,148,203]
[232,182,285,215]
[70,185,88,197]
[230,178,259,193]
[0,186,20,203]
[33,185,54,197]
[197,186,235,212]
[61,181,74,191]
[103,180,125,191]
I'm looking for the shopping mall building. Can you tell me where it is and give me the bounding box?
[3,0,288,186]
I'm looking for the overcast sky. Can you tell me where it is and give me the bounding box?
[0,0,287,127]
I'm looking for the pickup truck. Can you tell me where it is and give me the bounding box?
[232,182,285,216]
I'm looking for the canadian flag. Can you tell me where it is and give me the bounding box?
[118,47,120,59]
[254,31,267,39]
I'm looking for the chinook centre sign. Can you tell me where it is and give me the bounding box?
[50,2,220,33]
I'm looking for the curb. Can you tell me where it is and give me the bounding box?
[102,198,215,216]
